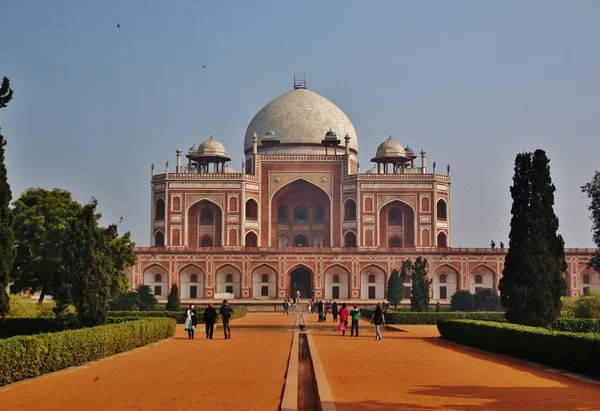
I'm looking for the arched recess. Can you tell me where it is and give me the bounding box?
[437,198,448,220]
[216,264,241,298]
[378,199,415,248]
[313,233,324,248]
[252,264,277,299]
[421,197,430,212]
[270,178,332,247]
[143,264,168,297]
[360,265,385,299]
[245,199,258,220]
[579,268,600,295]
[293,234,309,247]
[229,196,237,212]
[365,229,373,246]
[172,228,180,246]
[172,196,181,211]
[155,198,165,221]
[364,197,373,213]
[421,229,430,246]
[278,233,288,248]
[154,230,165,247]
[437,231,448,248]
[324,264,350,299]
[289,264,314,299]
[277,204,287,221]
[469,264,496,294]
[245,231,258,247]
[344,199,357,221]
[228,229,237,246]
[180,264,204,299]
[432,264,458,300]
[187,199,223,247]
[344,231,357,248]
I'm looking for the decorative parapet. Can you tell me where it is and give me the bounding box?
[151,173,259,182]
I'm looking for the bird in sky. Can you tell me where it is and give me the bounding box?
[202,65,207,68]
[117,23,120,28]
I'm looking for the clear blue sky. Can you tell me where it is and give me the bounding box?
[1,1,599,247]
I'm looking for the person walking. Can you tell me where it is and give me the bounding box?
[332,301,338,322]
[318,300,324,322]
[283,299,289,315]
[338,303,349,336]
[350,304,361,337]
[184,304,197,339]
[219,300,234,339]
[371,303,386,341]
[203,303,217,339]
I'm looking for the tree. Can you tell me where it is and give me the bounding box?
[386,268,404,310]
[500,150,567,326]
[410,257,431,312]
[166,283,180,311]
[450,290,474,311]
[109,291,143,311]
[106,227,136,297]
[10,188,82,303]
[582,171,600,272]
[136,284,159,311]
[0,76,15,319]
[473,288,502,311]
[60,200,113,327]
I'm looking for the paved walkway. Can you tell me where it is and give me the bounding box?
[1,314,598,411]
[0,325,292,411]
[311,323,600,410]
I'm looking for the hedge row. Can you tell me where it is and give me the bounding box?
[360,309,505,324]
[0,318,176,386]
[437,320,600,379]
[0,318,76,339]
[107,306,248,324]
[547,318,600,334]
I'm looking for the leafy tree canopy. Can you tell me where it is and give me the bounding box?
[410,257,431,312]
[386,268,405,310]
[582,171,600,272]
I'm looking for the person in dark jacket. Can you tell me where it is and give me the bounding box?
[331,301,339,322]
[219,300,234,339]
[317,300,324,322]
[203,303,217,339]
[371,303,386,341]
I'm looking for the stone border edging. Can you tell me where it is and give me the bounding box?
[307,333,337,411]
[280,332,299,411]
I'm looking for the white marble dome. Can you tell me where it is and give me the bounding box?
[244,88,358,154]
[375,136,405,158]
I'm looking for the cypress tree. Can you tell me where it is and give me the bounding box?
[500,150,566,326]
[166,283,180,311]
[582,171,600,272]
[386,268,404,310]
[0,76,15,319]
[410,257,431,312]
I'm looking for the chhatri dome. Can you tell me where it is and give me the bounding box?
[244,82,359,155]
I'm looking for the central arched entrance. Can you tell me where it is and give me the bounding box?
[290,267,312,299]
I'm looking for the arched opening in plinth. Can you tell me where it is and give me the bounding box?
[290,267,312,299]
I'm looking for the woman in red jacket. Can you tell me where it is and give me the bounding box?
[338,303,350,336]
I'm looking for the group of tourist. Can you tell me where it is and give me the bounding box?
[184,300,234,340]
[306,299,340,321]
[337,302,386,340]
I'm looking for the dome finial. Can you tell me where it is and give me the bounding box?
[293,73,307,89]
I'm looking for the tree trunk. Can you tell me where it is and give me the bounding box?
[38,286,46,304]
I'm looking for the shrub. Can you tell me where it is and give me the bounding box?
[136,285,159,311]
[473,288,503,311]
[450,290,474,311]
[560,296,576,319]
[573,290,600,318]
[166,284,180,311]
[547,318,600,333]
[360,309,504,324]
[435,302,441,312]
[0,318,175,386]
[437,319,600,378]
[109,292,143,311]
[0,316,78,338]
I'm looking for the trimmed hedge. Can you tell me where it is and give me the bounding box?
[437,320,600,378]
[107,306,248,324]
[0,318,76,338]
[360,309,505,324]
[0,318,175,386]
[547,318,600,334]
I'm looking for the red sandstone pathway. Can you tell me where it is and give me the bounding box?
[312,321,600,410]
[0,325,292,411]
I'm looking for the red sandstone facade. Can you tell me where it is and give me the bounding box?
[129,84,599,302]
